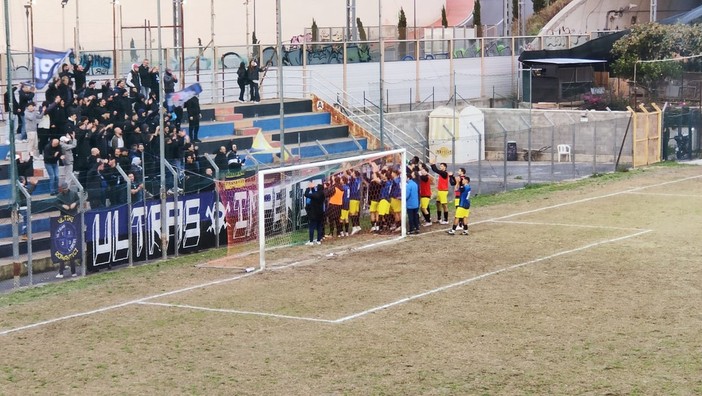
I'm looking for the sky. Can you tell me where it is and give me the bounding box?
[0,0,450,53]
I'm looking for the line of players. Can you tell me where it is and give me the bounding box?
[303,156,472,245]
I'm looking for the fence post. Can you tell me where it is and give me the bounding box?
[163,160,180,258]
[497,120,509,192]
[115,165,133,267]
[64,172,87,276]
[543,113,556,183]
[203,153,220,249]
[17,181,32,286]
[593,124,598,174]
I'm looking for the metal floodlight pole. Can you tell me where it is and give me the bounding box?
[112,0,118,80]
[4,0,20,284]
[75,0,81,58]
[157,0,168,260]
[277,0,285,163]
[379,0,385,150]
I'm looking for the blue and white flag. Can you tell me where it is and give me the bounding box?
[34,47,72,89]
[167,83,202,108]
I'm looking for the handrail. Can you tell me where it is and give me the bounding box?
[307,70,426,159]
[314,140,330,159]
[16,180,33,285]
[66,171,87,276]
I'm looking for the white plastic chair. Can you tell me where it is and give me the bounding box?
[557,144,571,162]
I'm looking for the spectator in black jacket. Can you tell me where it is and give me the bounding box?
[43,139,63,195]
[163,68,177,95]
[138,59,151,98]
[86,160,107,209]
[185,94,201,142]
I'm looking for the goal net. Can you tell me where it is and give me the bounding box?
[236,150,406,269]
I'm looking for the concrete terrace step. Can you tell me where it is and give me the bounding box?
[0,231,52,259]
[0,211,55,239]
[184,121,235,140]
[252,112,332,132]
[214,114,244,122]
[250,137,367,164]
[232,98,313,119]
[0,192,59,219]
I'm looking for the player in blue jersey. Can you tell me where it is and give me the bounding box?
[347,170,363,235]
[447,176,471,235]
[389,168,402,232]
[378,170,393,233]
[339,175,351,236]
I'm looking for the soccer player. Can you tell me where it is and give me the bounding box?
[340,175,351,237]
[450,167,466,207]
[406,170,420,234]
[389,168,402,232]
[447,176,471,235]
[429,158,450,224]
[348,170,362,235]
[377,171,393,233]
[366,170,382,232]
[418,163,433,226]
[325,176,344,238]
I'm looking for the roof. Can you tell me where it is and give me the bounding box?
[522,58,607,65]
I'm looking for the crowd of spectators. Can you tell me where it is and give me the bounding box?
[3,57,227,212]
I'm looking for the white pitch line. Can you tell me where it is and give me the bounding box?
[138,301,336,324]
[0,269,262,336]
[626,191,702,198]
[490,220,642,231]
[333,229,653,323]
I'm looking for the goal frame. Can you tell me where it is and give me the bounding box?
[257,148,407,269]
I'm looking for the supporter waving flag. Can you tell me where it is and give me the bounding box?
[33,47,72,89]
[166,83,202,109]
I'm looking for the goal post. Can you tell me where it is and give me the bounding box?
[257,148,407,269]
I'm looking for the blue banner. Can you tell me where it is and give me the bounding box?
[50,214,82,264]
[34,47,71,89]
[84,191,227,269]
[167,83,202,108]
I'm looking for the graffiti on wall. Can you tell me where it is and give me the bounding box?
[68,52,113,76]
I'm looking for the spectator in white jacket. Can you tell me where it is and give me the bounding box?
[59,132,77,184]
[23,102,43,157]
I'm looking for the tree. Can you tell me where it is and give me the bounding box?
[398,7,408,58]
[533,0,547,13]
[441,6,448,28]
[473,0,482,37]
[611,23,702,101]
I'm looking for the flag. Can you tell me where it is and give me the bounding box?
[167,83,202,108]
[34,47,72,89]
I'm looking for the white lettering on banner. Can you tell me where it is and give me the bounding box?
[206,201,229,235]
[112,211,130,262]
[132,206,146,258]
[90,197,211,266]
[35,56,62,83]
[182,199,201,249]
[148,203,162,256]
[231,190,254,240]
[92,212,113,266]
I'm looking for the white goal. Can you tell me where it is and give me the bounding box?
[257,149,407,269]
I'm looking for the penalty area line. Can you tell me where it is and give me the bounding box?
[137,301,336,324]
[332,229,653,323]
